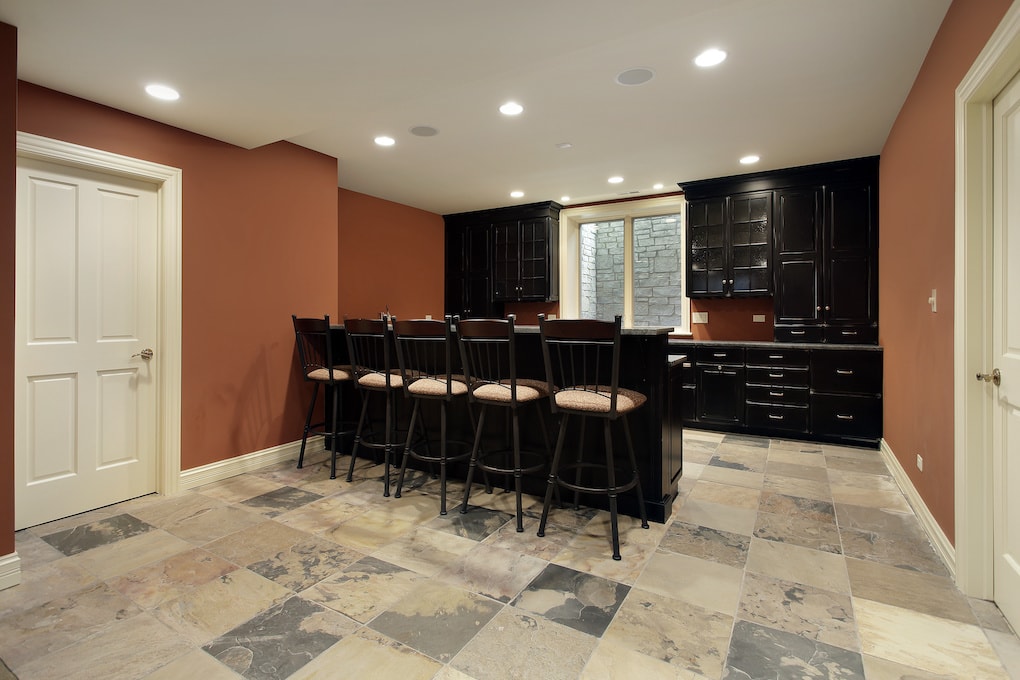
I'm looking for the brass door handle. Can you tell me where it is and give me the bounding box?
[976,368,1001,386]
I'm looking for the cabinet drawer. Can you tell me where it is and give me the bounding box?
[774,326,824,343]
[811,350,882,394]
[745,366,809,387]
[824,325,878,345]
[811,394,882,439]
[695,346,745,365]
[747,403,809,432]
[745,348,810,367]
[746,385,809,406]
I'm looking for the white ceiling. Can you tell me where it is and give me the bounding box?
[0,0,951,215]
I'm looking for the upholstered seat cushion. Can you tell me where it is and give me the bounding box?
[358,371,403,389]
[472,378,549,403]
[554,385,647,413]
[407,377,468,397]
[307,365,352,382]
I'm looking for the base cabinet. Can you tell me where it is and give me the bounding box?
[677,342,882,447]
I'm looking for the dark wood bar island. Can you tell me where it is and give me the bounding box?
[329,324,683,523]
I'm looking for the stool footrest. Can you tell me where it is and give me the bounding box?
[475,447,546,477]
[551,461,640,496]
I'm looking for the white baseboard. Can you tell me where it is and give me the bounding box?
[179,437,316,490]
[879,438,956,579]
[0,552,21,591]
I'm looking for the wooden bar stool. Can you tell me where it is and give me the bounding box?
[456,314,552,532]
[291,315,354,479]
[537,314,649,560]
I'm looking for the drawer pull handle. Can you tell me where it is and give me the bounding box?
[769,391,784,397]
[713,352,727,358]
[836,414,854,421]
[836,369,854,376]
[768,372,783,378]
[768,414,785,420]
[768,354,783,359]
[841,330,858,336]
[791,330,806,336]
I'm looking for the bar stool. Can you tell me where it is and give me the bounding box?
[537,314,649,560]
[344,317,406,496]
[392,316,473,515]
[291,315,354,479]
[456,314,552,532]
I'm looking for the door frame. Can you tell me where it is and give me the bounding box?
[955,2,1020,598]
[16,132,183,499]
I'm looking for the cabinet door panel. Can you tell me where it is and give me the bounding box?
[729,192,772,296]
[775,188,821,253]
[697,365,745,425]
[827,255,872,322]
[775,259,819,322]
[828,184,872,252]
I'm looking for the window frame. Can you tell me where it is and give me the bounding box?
[558,195,689,334]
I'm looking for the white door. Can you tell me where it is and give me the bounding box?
[15,157,158,529]
[991,69,1020,632]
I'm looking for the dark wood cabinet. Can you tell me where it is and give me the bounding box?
[445,201,560,315]
[694,346,745,425]
[772,162,878,344]
[687,192,771,298]
[675,340,882,447]
[445,222,500,319]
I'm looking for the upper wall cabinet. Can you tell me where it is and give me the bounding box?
[681,156,879,343]
[444,201,561,316]
[687,192,772,297]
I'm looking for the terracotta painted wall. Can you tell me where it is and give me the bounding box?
[337,188,444,320]
[15,83,340,473]
[1,23,17,557]
[879,0,1011,545]
[689,297,774,341]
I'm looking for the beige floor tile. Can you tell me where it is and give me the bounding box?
[202,520,310,566]
[861,654,958,679]
[194,475,284,503]
[855,598,1009,678]
[745,537,850,594]
[109,547,238,609]
[634,551,742,616]
[290,628,441,680]
[70,530,195,580]
[324,508,418,552]
[438,543,547,603]
[275,494,369,534]
[302,555,428,624]
[144,649,243,679]
[698,465,766,489]
[581,638,704,679]
[371,525,477,577]
[686,480,761,510]
[15,613,193,680]
[762,473,832,502]
[846,557,976,624]
[152,568,291,645]
[672,497,757,537]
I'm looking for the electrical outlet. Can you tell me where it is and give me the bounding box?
[916,454,923,471]
[692,311,709,324]
[547,314,557,320]
[425,314,432,320]
[752,314,766,323]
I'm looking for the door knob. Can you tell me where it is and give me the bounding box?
[975,368,1001,386]
[132,348,154,360]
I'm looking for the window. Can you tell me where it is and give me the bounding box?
[559,196,689,334]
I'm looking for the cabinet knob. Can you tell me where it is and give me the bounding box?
[825,305,831,311]
[816,306,821,311]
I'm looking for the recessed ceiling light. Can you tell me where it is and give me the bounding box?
[653,183,664,190]
[694,48,727,68]
[499,101,524,116]
[561,196,571,202]
[616,68,655,86]
[555,142,573,150]
[510,190,524,198]
[608,176,624,184]
[409,125,438,137]
[739,154,760,164]
[145,84,179,101]
[374,136,396,147]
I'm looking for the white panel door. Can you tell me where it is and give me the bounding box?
[992,69,1020,632]
[15,157,158,529]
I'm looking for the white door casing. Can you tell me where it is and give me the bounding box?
[955,1,1020,620]
[14,133,182,530]
[991,69,1020,630]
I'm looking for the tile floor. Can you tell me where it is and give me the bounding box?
[1,429,1018,679]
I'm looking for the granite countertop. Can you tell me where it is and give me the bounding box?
[515,325,673,336]
[667,338,882,351]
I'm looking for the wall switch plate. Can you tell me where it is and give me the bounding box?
[547,314,557,320]
[692,311,709,324]
[916,454,924,471]
[425,314,432,320]
[928,289,937,313]
[753,314,766,323]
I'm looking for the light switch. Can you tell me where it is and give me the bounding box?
[692,311,709,324]
[928,289,937,313]
[752,314,766,323]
